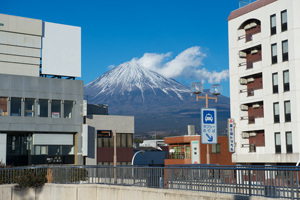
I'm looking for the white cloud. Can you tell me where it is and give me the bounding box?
[129,46,229,84]
[107,65,115,70]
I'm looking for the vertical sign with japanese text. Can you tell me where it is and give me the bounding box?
[228,118,235,152]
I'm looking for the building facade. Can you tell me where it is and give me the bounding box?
[164,135,234,166]
[0,14,84,166]
[228,0,300,165]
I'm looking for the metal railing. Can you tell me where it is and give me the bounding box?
[1,165,300,199]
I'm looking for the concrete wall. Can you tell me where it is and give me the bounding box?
[0,14,42,77]
[0,184,279,200]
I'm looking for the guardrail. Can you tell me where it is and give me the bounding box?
[1,165,300,199]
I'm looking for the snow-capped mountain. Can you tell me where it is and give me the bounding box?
[84,62,230,135]
[85,62,190,102]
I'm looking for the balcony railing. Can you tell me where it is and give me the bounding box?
[241,114,264,124]
[237,27,261,42]
[240,86,263,96]
[167,152,190,159]
[239,57,261,69]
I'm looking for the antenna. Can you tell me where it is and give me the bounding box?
[239,0,255,8]
[0,108,3,116]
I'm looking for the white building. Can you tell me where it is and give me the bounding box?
[228,0,300,165]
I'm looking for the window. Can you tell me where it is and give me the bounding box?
[11,97,21,116]
[0,97,8,116]
[282,40,289,62]
[270,14,276,35]
[272,73,278,93]
[212,144,221,153]
[284,101,291,122]
[271,43,277,64]
[38,99,48,117]
[286,132,292,153]
[24,98,35,117]
[281,10,287,32]
[51,100,61,118]
[64,101,73,118]
[283,70,290,92]
[127,134,133,148]
[273,102,280,123]
[48,145,61,155]
[275,132,281,153]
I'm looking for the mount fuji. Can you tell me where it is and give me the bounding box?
[84,62,230,137]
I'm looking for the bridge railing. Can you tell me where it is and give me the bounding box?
[1,165,300,199]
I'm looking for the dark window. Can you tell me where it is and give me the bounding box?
[283,70,290,92]
[282,40,289,62]
[212,144,221,153]
[281,10,287,32]
[24,98,35,117]
[286,132,292,153]
[51,100,61,118]
[273,102,280,123]
[270,14,276,35]
[11,97,21,116]
[272,73,278,94]
[275,132,281,153]
[284,101,291,122]
[38,99,48,117]
[271,43,277,64]
[249,144,256,152]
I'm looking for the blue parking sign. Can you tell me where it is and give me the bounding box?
[201,108,217,144]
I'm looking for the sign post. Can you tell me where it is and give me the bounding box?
[228,118,235,152]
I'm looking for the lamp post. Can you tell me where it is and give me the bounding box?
[191,82,223,164]
[131,150,145,177]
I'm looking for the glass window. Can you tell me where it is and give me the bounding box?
[284,101,291,122]
[11,97,21,116]
[270,14,276,35]
[281,10,287,32]
[38,99,48,117]
[286,132,292,153]
[272,73,278,94]
[103,138,109,147]
[173,146,181,159]
[116,134,121,147]
[0,97,8,116]
[271,43,277,64]
[51,100,61,118]
[34,145,47,155]
[48,145,61,155]
[282,40,289,62]
[127,134,133,148]
[283,70,289,92]
[186,146,190,158]
[212,144,221,153]
[24,98,35,117]
[62,146,74,155]
[64,101,73,118]
[275,132,281,153]
[274,102,280,123]
[121,134,126,147]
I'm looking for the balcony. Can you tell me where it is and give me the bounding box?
[241,114,264,125]
[237,19,261,47]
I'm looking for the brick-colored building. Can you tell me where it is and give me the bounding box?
[164,135,235,166]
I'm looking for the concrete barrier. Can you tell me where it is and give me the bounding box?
[0,184,278,200]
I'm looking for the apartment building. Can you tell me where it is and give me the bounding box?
[0,13,84,166]
[228,0,300,165]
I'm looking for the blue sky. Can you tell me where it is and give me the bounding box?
[2,0,242,97]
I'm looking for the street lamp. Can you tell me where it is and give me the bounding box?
[191,82,223,164]
[131,150,145,177]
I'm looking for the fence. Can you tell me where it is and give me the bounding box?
[1,165,300,199]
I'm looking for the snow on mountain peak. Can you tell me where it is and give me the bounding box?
[85,62,191,101]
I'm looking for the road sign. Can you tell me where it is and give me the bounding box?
[191,141,200,164]
[228,118,235,152]
[201,108,217,144]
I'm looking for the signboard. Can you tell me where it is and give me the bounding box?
[83,100,87,116]
[82,124,88,156]
[46,156,63,164]
[51,112,60,118]
[191,141,200,164]
[201,108,217,144]
[228,118,235,152]
[97,130,112,138]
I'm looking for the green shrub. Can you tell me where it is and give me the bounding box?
[16,170,47,188]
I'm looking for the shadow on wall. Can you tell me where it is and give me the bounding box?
[234,195,249,200]
[88,126,95,159]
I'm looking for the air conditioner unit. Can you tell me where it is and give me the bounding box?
[240,78,247,85]
[249,132,257,137]
[251,49,259,54]
[244,24,251,30]
[239,51,247,58]
[242,132,250,139]
[247,77,255,82]
[253,104,260,109]
[250,22,257,28]
[240,105,248,111]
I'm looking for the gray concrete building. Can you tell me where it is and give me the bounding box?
[0,13,84,166]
